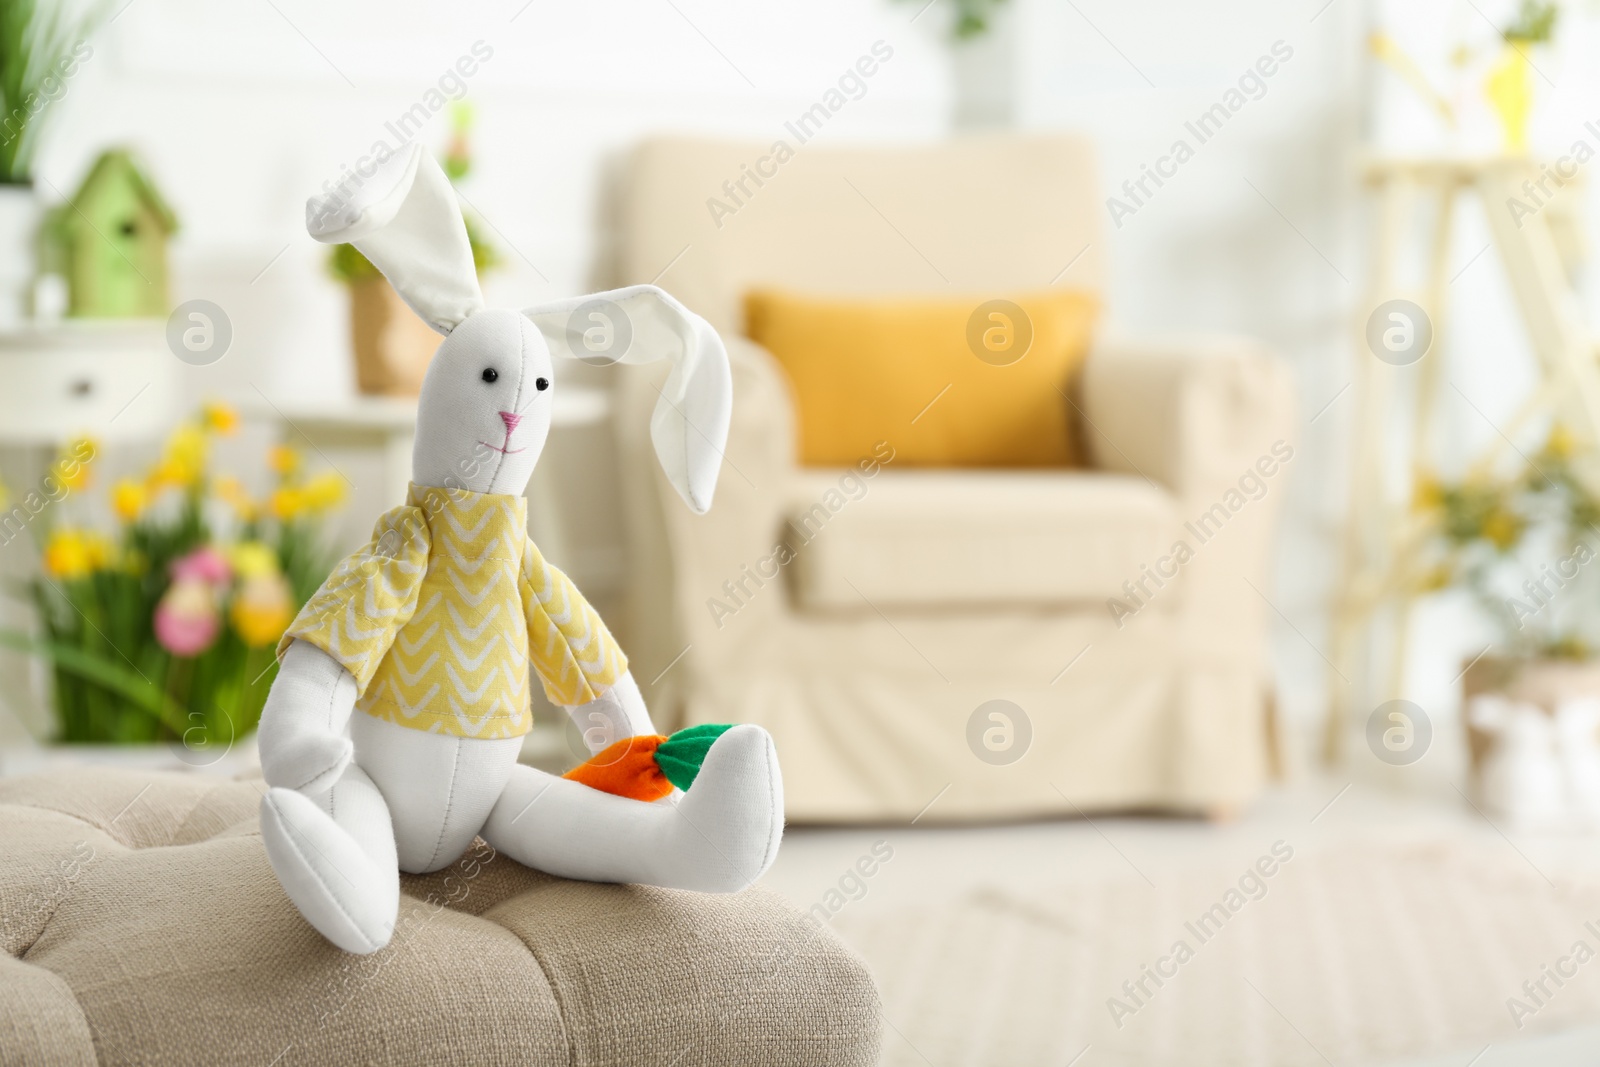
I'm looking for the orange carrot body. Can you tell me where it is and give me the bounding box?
[563,735,673,801]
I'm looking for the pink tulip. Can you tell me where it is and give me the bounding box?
[172,546,231,585]
[155,578,221,657]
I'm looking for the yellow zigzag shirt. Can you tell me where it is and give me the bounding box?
[278,484,627,739]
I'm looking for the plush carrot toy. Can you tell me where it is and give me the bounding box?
[564,724,735,802]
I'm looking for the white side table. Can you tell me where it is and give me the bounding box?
[0,322,179,447]
[240,387,611,566]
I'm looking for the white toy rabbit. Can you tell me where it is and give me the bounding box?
[1469,695,1563,825]
[256,144,783,954]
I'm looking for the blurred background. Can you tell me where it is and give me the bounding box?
[11,0,1600,1063]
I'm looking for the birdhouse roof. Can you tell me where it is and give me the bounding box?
[57,149,178,234]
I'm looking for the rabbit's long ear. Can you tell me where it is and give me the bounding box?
[305,144,484,334]
[524,284,731,514]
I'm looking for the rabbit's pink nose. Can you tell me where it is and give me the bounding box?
[499,411,522,434]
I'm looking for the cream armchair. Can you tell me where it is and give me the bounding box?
[608,136,1295,821]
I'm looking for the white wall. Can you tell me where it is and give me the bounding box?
[35,0,950,566]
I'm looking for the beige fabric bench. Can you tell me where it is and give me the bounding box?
[0,768,880,1066]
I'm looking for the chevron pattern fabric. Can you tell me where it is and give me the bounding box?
[280,484,627,739]
[520,534,628,708]
[277,504,431,693]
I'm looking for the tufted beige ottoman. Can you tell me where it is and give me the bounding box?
[0,768,881,1066]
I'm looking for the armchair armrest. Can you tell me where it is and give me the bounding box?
[615,336,799,720]
[1079,335,1296,669]
[718,335,800,494]
[1078,335,1297,505]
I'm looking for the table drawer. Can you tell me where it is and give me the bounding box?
[0,326,178,444]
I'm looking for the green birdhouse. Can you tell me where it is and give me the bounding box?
[44,149,177,319]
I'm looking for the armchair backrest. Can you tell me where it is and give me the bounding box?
[616,135,1106,335]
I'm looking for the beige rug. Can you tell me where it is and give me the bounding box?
[833,841,1600,1066]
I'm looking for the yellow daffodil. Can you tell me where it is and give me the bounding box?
[202,401,239,436]
[268,445,301,478]
[42,529,111,580]
[1482,508,1522,550]
[230,571,293,648]
[42,530,89,579]
[0,478,9,510]
[52,437,98,493]
[226,540,280,579]
[154,423,208,489]
[111,478,147,522]
[269,486,305,521]
[1546,424,1577,460]
[1411,474,1443,513]
[1418,563,1453,592]
[214,476,259,522]
[300,470,347,512]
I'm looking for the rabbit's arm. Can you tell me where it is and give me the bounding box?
[521,540,635,722]
[260,504,430,792]
[258,638,357,792]
[562,671,658,754]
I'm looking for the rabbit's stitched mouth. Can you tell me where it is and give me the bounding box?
[478,440,526,455]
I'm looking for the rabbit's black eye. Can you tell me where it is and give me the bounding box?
[535,377,550,391]
[481,368,499,383]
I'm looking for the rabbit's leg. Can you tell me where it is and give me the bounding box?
[481,723,783,892]
[259,638,398,953]
[260,763,400,955]
[350,711,521,874]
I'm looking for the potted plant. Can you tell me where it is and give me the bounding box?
[0,403,345,757]
[894,0,1008,39]
[330,105,498,395]
[1413,426,1600,769]
[894,0,1013,128]
[0,0,107,327]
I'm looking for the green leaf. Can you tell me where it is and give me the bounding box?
[655,723,735,792]
[0,627,189,735]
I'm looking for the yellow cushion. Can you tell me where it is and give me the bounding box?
[744,288,1099,467]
